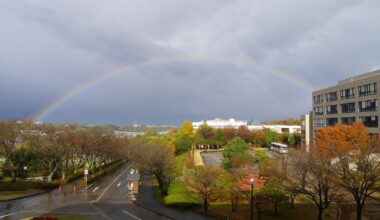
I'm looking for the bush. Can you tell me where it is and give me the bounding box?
[87,160,125,184]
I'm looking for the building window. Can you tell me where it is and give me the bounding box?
[359,116,378,128]
[314,118,324,126]
[340,88,355,100]
[325,92,337,102]
[314,106,324,115]
[326,118,338,126]
[359,99,377,112]
[326,105,337,114]
[358,83,377,97]
[314,95,324,104]
[341,102,355,113]
[341,117,355,125]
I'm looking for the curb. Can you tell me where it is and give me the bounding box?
[132,201,176,220]
[0,190,48,202]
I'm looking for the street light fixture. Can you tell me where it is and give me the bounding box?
[250,178,255,220]
[23,166,28,179]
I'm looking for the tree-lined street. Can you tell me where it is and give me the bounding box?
[0,163,208,220]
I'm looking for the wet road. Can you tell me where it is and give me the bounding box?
[0,164,172,220]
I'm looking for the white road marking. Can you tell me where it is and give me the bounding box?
[85,182,95,190]
[0,213,15,219]
[92,186,99,192]
[122,210,141,220]
[91,166,131,203]
[117,182,121,187]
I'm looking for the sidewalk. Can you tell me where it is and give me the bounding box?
[135,175,210,220]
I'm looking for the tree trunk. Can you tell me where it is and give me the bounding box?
[317,206,323,220]
[274,202,279,216]
[356,203,362,220]
[290,197,295,209]
[231,192,238,212]
[256,203,261,220]
[203,196,208,214]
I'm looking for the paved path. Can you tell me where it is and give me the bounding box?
[135,175,210,220]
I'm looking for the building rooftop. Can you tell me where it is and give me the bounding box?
[338,69,380,85]
[127,174,141,181]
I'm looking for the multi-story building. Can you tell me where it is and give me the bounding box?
[301,113,313,152]
[312,69,380,134]
[248,125,301,134]
[192,118,248,130]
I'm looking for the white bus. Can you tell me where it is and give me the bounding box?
[270,142,288,154]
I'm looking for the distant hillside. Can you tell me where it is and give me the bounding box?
[264,118,301,126]
[103,124,177,132]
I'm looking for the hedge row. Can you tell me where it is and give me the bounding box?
[87,160,125,184]
[0,180,59,191]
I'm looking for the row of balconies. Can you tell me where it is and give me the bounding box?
[314,90,377,104]
[314,107,378,115]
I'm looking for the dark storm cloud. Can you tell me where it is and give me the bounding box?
[1,0,379,124]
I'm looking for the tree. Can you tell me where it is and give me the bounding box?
[177,120,195,140]
[264,130,278,147]
[316,123,368,158]
[222,137,251,170]
[0,120,30,180]
[34,125,63,182]
[130,141,174,195]
[287,134,296,147]
[236,126,252,143]
[332,150,380,220]
[174,136,192,155]
[196,124,214,142]
[316,123,379,220]
[260,178,288,215]
[253,150,269,170]
[283,177,301,209]
[10,146,40,179]
[252,130,266,147]
[222,128,236,142]
[186,166,227,214]
[175,121,195,155]
[294,152,339,220]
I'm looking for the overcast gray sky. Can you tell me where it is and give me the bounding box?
[1,0,379,125]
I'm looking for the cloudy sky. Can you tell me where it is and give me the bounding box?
[1,0,379,125]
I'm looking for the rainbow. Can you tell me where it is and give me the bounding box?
[33,54,316,122]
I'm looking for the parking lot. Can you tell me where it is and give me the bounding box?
[201,151,223,168]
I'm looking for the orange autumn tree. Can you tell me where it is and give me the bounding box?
[238,166,267,191]
[316,122,369,157]
[224,165,267,212]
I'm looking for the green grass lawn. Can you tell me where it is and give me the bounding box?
[207,202,338,220]
[0,189,43,201]
[164,181,200,208]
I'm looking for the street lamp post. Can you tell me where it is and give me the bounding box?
[23,166,27,179]
[250,178,255,220]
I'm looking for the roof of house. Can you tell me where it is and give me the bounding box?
[127,173,141,181]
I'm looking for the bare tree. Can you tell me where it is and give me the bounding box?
[0,120,30,180]
[129,141,174,195]
[290,151,339,220]
[332,148,380,220]
[185,166,227,214]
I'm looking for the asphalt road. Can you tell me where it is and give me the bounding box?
[0,164,208,220]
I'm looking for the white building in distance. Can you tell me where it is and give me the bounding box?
[192,118,248,130]
[248,125,301,134]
